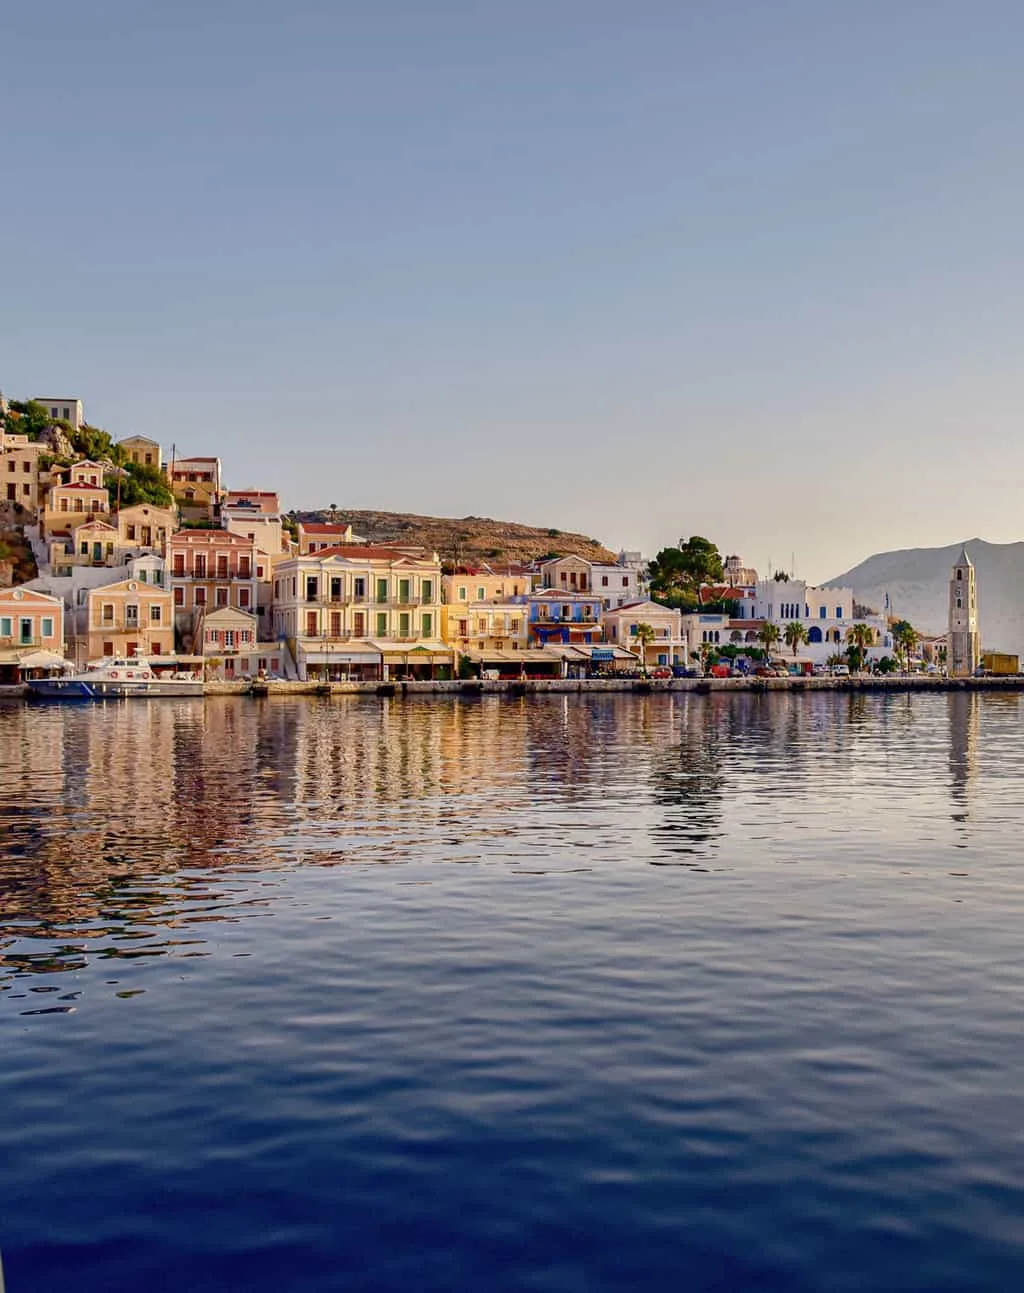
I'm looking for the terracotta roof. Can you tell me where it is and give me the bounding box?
[301,523,352,534]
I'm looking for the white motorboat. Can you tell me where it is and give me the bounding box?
[27,656,204,700]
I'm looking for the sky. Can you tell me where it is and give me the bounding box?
[4,1,1024,582]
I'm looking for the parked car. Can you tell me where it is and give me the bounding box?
[831,664,850,677]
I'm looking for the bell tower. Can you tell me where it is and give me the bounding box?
[948,546,979,676]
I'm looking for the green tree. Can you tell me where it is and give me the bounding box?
[109,462,175,509]
[71,423,115,461]
[634,622,656,677]
[783,621,808,657]
[758,622,782,658]
[6,400,60,439]
[648,535,724,606]
[845,622,876,673]
[891,620,919,671]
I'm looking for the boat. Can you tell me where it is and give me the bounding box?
[26,656,204,700]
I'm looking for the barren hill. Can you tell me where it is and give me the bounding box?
[297,509,618,566]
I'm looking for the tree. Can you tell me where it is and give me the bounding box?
[109,462,175,509]
[634,623,656,677]
[648,535,724,606]
[891,620,919,671]
[758,622,781,658]
[783,621,808,657]
[845,622,876,673]
[7,400,58,439]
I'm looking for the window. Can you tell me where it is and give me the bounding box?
[239,588,250,608]
[0,617,10,637]
[399,612,410,637]
[305,612,318,636]
[819,606,826,619]
[330,577,342,602]
[836,607,842,619]
[225,630,235,648]
[126,525,136,541]
[126,604,139,627]
[957,570,962,581]
[376,578,388,604]
[421,580,433,603]
[150,605,162,623]
[399,579,411,603]
[79,541,89,556]
[510,617,520,633]
[102,603,114,624]
[376,612,387,636]
[195,587,207,606]
[601,575,609,587]
[173,587,184,607]
[957,597,962,609]
[194,555,206,577]
[561,605,570,618]
[330,611,341,637]
[422,612,433,638]
[354,577,366,599]
[458,619,469,636]
[240,630,251,644]
[306,576,319,602]
[458,585,467,601]
[477,586,485,601]
[215,587,228,608]
[41,617,54,638]
[622,576,628,587]
[239,557,251,578]
[353,611,366,636]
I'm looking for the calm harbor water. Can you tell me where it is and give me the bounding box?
[1,691,1023,1291]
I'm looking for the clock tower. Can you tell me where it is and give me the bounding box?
[948,546,979,677]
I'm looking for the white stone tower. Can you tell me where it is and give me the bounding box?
[948,546,979,676]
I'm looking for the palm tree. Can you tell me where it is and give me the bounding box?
[891,620,918,672]
[783,621,808,658]
[758,622,781,661]
[635,622,656,677]
[845,622,875,673]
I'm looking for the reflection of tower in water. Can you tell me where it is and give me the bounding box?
[948,691,980,839]
[648,697,725,865]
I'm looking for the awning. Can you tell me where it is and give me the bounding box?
[15,649,71,670]
[371,640,454,663]
[300,641,381,664]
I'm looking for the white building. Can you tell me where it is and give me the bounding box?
[34,396,83,431]
[754,577,891,663]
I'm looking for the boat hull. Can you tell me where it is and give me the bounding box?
[27,678,204,700]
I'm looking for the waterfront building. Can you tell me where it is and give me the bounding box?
[520,589,604,647]
[443,566,532,606]
[84,577,174,660]
[117,435,163,472]
[198,606,264,677]
[169,529,259,649]
[948,547,980,677]
[441,599,530,656]
[0,585,65,681]
[752,577,891,664]
[33,396,83,430]
[603,600,685,669]
[1,430,45,514]
[271,546,451,680]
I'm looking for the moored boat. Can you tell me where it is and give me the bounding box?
[27,656,204,700]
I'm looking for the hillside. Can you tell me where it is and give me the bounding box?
[827,538,1024,654]
[297,509,618,566]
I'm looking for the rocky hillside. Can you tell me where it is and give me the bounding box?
[827,538,1024,654]
[297,509,618,566]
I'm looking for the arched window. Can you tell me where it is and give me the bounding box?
[808,626,823,643]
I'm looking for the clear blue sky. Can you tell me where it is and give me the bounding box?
[4,1,1024,580]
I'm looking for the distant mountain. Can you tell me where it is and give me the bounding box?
[826,538,1024,654]
[296,509,618,566]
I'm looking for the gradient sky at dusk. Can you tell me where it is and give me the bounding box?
[4,1,1024,580]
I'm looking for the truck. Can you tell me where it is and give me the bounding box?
[981,652,1020,676]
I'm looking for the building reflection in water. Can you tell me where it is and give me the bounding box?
[947,691,981,843]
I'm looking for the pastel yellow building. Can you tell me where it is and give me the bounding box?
[85,577,174,661]
[42,461,111,538]
[1,430,44,514]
